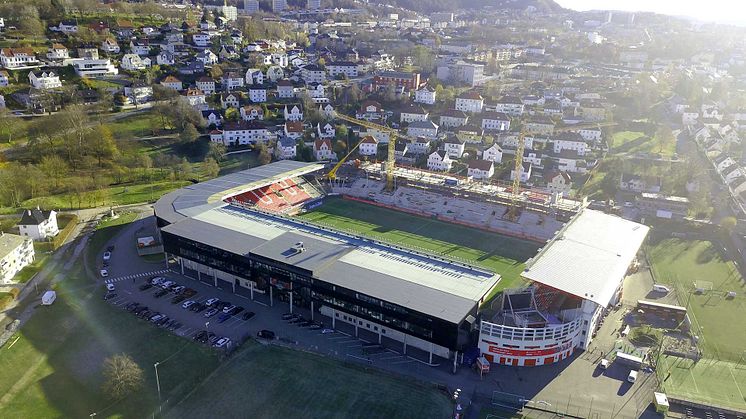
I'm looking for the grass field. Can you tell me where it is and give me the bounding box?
[166,343,453,419]
[612,130,676,157]
[108,112,163,139]
[649,238,746,360]
[297,197,540,294]
[658,356,746,411]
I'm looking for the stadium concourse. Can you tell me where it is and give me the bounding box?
[154,160,650,368]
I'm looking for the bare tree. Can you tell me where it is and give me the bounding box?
[101,354,144,400]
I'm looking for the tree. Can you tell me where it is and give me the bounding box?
[721,216,737,233]
[0,109,23,143]
[101,354,144,400]
[207,142,226,162]
[86,125,118,166]
[179,123,200,143]
[655,125,675,154]
[202,157,220,179]
[39,155,69,189]
[257,143,271,165]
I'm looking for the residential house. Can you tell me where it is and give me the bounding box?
[356,101,386,122]
[0,48,39,69]
[317,122,335,139]
[467,159,494,180]
[101,38,120,54]
[284,121,304,139]
[124,82,153,105]
[239,105,262,121]
[427,150,453,171]
[455,91,484,113]
[400,104,429,124]
[220,92,241,109]
[183,88,207,110]
[524,115,555,135]
[46,43,69,61]
[178,60,206,76]
[314,138,335,160]
[575,127,602,143]
[319,103,335,119]
[358,136,379,156]
[214,120,269,145]
[130,39,150,56]
[327,61,358,78]
[222,72,244,90]
[414,85,436,105]
[28,71,61,90]
[494,96,524,116]
[407,120,439,139]
[580,101,606,122]
[121,53,150,71]
[77,45,99,59]
[443,135,465,158]
[18,208,59,241]
[372,71,421,91]
[306,83,326,100]
[201,109,223,127]
[196,49,218,66]
[545,171,572,196]
[548,149,587,173]
[219,45,239,61]
[156,51,175,66]
[72,58,118,77]
[274,136,297,160]
[637,193,689,219]
[439,110,469,128]
[50,19,78,34]
[301,65,326,84]
[196,77,216,95]
[284,105,303,121]
[482,143,503,163]
[552,132,588,156]
[0,233,35,284]
[245,68,264,85]
[408,137,431,154]
[192,32,211,47]
[481,112,511,132]
[277,79,295,99]
[160,75,182,91]
[249,86,268,103]
[510,162,533,183]
[0,71,8,87]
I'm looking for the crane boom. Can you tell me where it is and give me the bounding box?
[332,112,408,191]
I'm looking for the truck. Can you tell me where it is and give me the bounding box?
[41,291,56,306]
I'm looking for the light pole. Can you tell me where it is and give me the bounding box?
[205,321,210,334]
[154,362,162,415]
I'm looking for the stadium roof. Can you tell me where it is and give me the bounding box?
[154,161,324,224]
[522,210,649,307]
[161,203,501,324]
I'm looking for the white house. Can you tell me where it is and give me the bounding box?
[359,135,378,156]
[124,83,154,105]
[552,132,588,156]
[455,91,484,113]
[467,159,494,180]
[510,162,532,183]
[71,58,118,77]
[277,80,295,99]
[327,61,358,78]
[222,72,244,90]
[427,150,453,171]
[481,112,511,131]
[240,105,264,121]
[196,77,216,94]
[314,138,335,160]
[101,38,120,54]
[439,110,469,128]
[46,43,69,61]
[301,65,326,84]
[18,208,59,240]
[408,137,431,155]
[275,136,297,160]
[545,171,572,196]
[156,51,175,66]
[192,32,211,47]
[443,136,465,158]
[28,71,62,90]
[121,53,150,71]
[285,121,304,140]
[50,19,78,34]
[482,143,503,163]
[160,75,183,91]
[414,85,436,105]
[129,39,150,56]
[0,233,35,284]
[400,105,429,124]
[245,68,264,85]
[215,121,269,145]
[183,88,207,110]
[196,49,218,66]
[407,120,439,139]
[0,48,39,69]
[220,92,241,109]
[249,86,267,103]
[317,122,335,139]
[319,104,335,119]
[284,105,303,121]
[494,96,524,116]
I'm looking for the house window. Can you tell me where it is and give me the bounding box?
[358,320,362,325]
[335,313,339,318]
[374,326,378,331]
[382,329,386,334]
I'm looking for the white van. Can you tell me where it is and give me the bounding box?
[653,284,670,293]
[599,359,610,369]
[627,370,638,383]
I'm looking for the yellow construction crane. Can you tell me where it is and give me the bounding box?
[332,112,406,192]
[504,121,617,221]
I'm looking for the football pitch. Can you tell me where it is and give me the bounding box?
[297,197,541,294]
[658,356,746,412]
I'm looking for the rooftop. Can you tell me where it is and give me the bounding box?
[0,233,28,261]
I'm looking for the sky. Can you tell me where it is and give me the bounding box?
[554,0,746,25]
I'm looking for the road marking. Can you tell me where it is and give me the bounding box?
[104,269,170,284]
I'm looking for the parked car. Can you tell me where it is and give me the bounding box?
[231,306,245,315]
[257,330,275,340]
[216,301,231,311]
[204,308,219,318]
[154,289,169,298]
[103,292,117,300]
[182,288,197,298]
[222,304,237,314]
[217,313,232,323]
[242,311,255,321]
[139,283,153,291]
[281,313,294,320]
[204,298,219,306]
[103,251,111,261]
[171,295,186,304]
[100,269,109,278]
[172,285,186,294]
[194,303,208,313]
[106,283,115,291]
[193,330,208,342]
[182,300,195,309]
[150,276,165,285]
[160,280,176,289]
[213,337,231,348]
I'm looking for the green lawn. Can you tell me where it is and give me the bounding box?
[612,130,676,157]
[166,343,453,419]
[0,292,15,311]
[297,197,539,294]
[658,356,746,412]
[649,238,746,361]
[108,112,163,139]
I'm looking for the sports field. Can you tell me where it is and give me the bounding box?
[658,356,746,411]
[297,197,540,294]
[649,238,746,360]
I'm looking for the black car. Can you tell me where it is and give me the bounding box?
[103,292,117,300]
[126,303,140,311]
[194,304,208,313]
[242,311,256,321]
[230,306,245,315]
[154,289,169,298]
[189,302,203,312]
[171,295,186,304]
[106,245,115,252]
[257,330,276,340]
[139,283,153,291]
[299,321,312,327]
[193,330,208,342]
[281,313,294,320]
[215,301,230,311]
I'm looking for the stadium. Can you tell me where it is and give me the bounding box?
[154,160,649,366]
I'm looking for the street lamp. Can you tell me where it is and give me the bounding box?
[205,321,210,334]
[154,362,162,414]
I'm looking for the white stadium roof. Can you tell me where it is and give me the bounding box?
[522,209,649,307]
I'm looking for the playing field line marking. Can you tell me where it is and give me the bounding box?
[690,368,700,394]
[729,367,745,401]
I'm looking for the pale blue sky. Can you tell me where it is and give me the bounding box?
[554,0,746,25]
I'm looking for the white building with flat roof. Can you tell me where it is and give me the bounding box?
[0,232,34,284]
